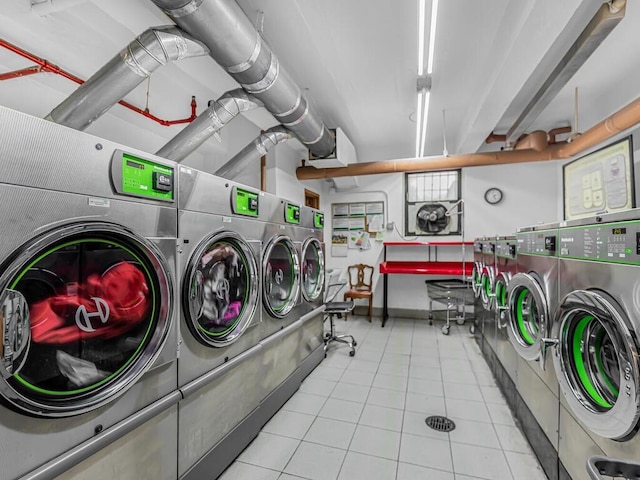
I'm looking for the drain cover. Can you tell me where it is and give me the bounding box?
[425,415,456,432]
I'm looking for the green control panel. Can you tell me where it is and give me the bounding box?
[286,203,301,224]
[114,151,174,202]
[232,187,259,217]
[314,212,324,229]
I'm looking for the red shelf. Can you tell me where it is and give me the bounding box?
[427,241,474,246]
[380,261,473,276]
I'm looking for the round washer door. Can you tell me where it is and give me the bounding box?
[553,289,640,440]
[494,272,511,320]
[471,262,484,298]
[184,231,259,347]
[0,222,173,417]
[480,265,495,311]
[301,238,324,302]
[263,235,300,318]
[506,272,550,362]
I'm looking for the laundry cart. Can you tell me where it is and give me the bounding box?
[425,279,475,335]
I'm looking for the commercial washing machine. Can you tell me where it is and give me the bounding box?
[492,235,518,384]
[176,168,270,477]
[297,206,326,367]
[552,211,640,480]
[472,237,495,353]
[0,106,179,479]
[260,198,303,338]
[507,223,561,474]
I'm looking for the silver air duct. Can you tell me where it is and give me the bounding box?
[46,26,208,130]
[157,88,263,161]
[215,125,293,179]
[149,0,335,158]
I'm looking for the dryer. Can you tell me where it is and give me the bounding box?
[492,235,518,384]
[176,168,269,477]
[297,206,326,368]
[507,223,561,465]
[552,211,640,479]
[0,106,179,479]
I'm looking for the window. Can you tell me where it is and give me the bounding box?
[405,170,461,236]
[304,189,320,209]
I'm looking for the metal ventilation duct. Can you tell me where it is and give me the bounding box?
[149,0,335,158]
[505,1,626,144]
[215,125,293,179]
[157,88,262,161]
[46,26,208,130]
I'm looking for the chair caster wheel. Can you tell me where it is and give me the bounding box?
[352,340,357,346]
[349,350,355,357]
[428,320,433,325]
[442,325,450,335]
[469,325,476,334]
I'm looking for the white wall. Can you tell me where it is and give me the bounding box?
[325,161,562,314]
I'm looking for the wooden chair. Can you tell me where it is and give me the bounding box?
[344,264,374,322]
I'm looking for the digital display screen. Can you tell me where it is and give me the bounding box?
[612,227,627,235]
[126,160,144,170]
[563,137,635,220]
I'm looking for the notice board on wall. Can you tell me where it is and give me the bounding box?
[563,137,635,220]
[331,202,385,255]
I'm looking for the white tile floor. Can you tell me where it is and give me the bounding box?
[219,317,548,480]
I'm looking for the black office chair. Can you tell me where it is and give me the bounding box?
[323,281,357,357]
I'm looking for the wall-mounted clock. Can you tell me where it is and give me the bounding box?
[484,187,503,205]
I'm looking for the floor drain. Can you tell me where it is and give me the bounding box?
[425,415,456,432]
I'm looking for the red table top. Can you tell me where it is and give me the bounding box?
[379,261,473,276]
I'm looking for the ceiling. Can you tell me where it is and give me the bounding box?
[0,0,639,166]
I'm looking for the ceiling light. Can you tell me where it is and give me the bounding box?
[415,0,438,157]
[427,0,439,74]
[417,0,426,75]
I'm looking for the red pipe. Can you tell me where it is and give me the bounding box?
[0,37,197,126]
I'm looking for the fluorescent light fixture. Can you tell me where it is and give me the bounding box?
[415,0,437,157]
[417,0,426,75]
[419,90,431,157]
[427,0,439,74]
[415,89,424,157]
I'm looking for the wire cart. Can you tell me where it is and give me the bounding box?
[425,279,475,335]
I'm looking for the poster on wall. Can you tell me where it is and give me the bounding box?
[349,203,366,216]
[333,217,350,230]
[366,214,384,232]
[348,231,371,250]
[349,217,366,230]
[331,230,348,257]
[366,202,384,214]
[333,204,349,216]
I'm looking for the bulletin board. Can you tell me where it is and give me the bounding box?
[331,201,385,256]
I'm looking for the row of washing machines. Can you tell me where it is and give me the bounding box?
[0,106,327,480]
[473,215,640,480]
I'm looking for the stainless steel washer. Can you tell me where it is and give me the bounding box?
[176,168,268,477]
[553,211,640,479]
[493,235,518,383]
[0,106,179,479]
[507,223,560,453]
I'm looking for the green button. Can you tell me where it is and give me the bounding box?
[626,248,633,254]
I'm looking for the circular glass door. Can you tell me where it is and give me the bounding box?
[506,272,549,362]
[472,262,484,298]
[553,289,640,440]
[0,222,173,417]
[301,238,324,302]
[263,235,300,318]
[480,265,495,311]
[184,231,259,347]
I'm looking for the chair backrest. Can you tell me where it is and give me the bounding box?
[324,280,348,303]
[347,264,373,292]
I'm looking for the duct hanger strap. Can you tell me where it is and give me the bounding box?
[241,53,279,94]
[226,32,262,74]
[163,0,205,18]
